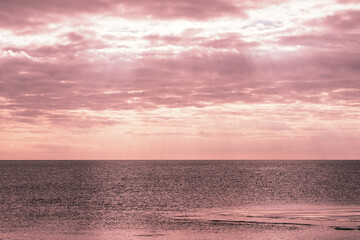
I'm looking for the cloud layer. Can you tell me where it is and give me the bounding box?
[1,0,360,159]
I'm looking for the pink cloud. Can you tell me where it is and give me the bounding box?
[144,33,259,50]
[2,48,359,127]
[0,0,113,29]
[309,10,360,30]
[279,33,360,49]
[0,0,287,32]
[1,0,360,159]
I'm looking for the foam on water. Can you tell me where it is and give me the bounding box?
[170,205,360,229]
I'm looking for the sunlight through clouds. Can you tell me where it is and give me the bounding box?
[0,0,359,159]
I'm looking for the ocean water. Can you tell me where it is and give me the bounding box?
[0,160,359,240]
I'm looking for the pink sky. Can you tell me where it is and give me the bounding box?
[1,0,359,160]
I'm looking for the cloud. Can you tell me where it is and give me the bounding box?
[144,33,259,50]
[0,0,286,32]
[2,0,359,122]
[0,0,113,30]
[279,33,360,49]
[1,0,360,160]
[1,37,360,119]
[309,10,360,31]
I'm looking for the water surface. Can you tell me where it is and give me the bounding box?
[0,160,359,239]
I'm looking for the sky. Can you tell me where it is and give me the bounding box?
[0,0,359,160]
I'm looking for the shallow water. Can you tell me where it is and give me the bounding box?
[0,160,359,239]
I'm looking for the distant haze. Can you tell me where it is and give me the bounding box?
[0,0,359,160]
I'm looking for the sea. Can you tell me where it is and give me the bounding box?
[0,160,359,240]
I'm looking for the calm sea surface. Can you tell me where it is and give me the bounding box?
[0,160,359,239]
